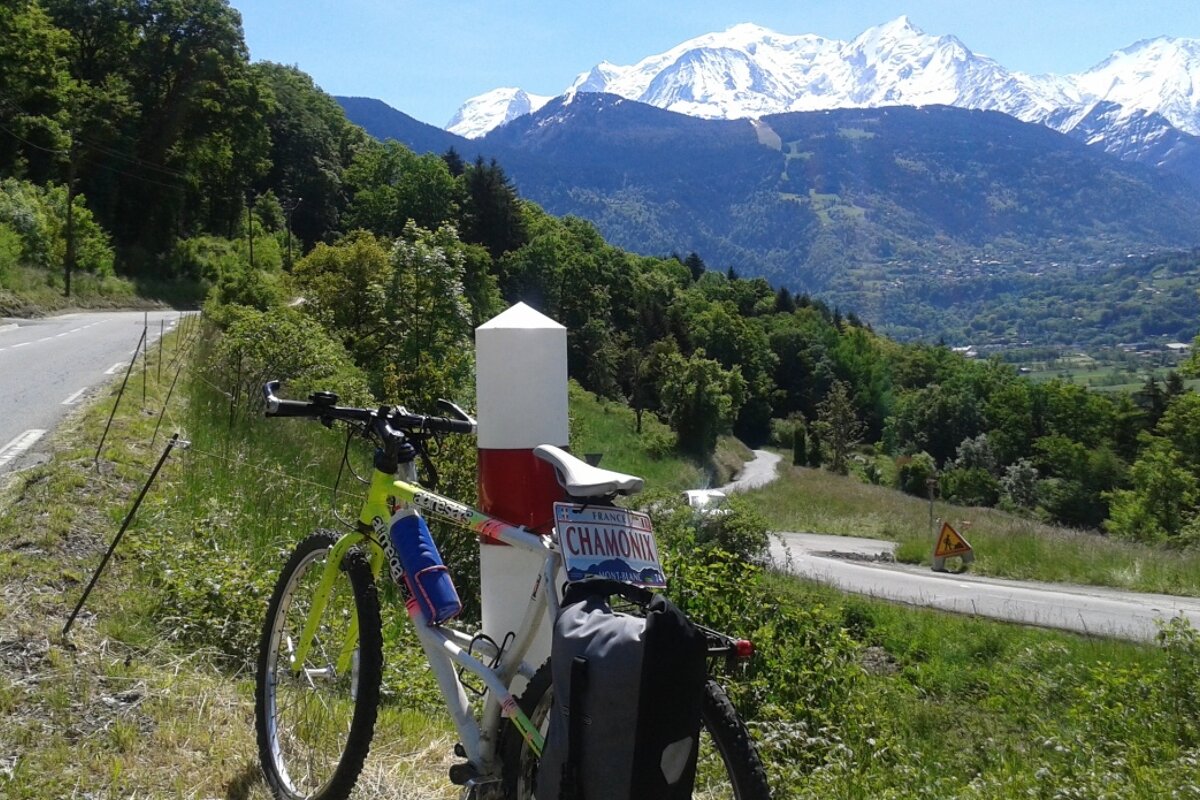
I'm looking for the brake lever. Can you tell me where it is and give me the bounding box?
[417,443,440,490]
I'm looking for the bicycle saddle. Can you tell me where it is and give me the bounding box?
[533,445,644,498]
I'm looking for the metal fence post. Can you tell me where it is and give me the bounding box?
[95,328,147,467]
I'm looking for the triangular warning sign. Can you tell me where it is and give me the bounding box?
[934,522,972,558]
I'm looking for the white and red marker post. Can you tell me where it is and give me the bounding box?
[475,303,568,658]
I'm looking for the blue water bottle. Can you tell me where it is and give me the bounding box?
[389,509,463,625]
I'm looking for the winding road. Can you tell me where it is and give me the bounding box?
[723,450,1200,642]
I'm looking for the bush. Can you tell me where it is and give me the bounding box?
[939,466,1000,506]
[0,178,114,276]
[665,550,863,777]
[207,305,372,410]
[897,451,937,496]
[1000,458,1040,510]
[0,222,20,283]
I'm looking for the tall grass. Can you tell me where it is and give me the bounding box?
[568,381,706,491]
[751,462,1200,595]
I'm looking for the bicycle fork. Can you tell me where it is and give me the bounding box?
[288,531,376,686]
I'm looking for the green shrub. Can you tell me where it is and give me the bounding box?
[897,451,936,496]
[207,305,372,410]
[665,550,862,778]
[0,221,20,282]
[0,178,114,276]
[165,235,240,282]
[939,466,1000,506]
[1157,617,1200,746]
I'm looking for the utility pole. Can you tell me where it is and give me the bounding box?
[246,191,255,269]
[64,136,78,298]
[283,195,302,270]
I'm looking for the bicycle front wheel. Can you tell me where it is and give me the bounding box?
[502,662,771,800]
[255,530,383,800]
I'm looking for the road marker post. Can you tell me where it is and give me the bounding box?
[932,520,974,572]
[475,303,568,665]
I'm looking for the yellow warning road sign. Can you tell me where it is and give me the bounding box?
[934,522,972,558]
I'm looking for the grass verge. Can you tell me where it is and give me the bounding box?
[750,461,1200,596]
[0,323,456,798]
[2,325,1197,799]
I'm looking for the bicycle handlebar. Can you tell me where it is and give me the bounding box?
[262,381,476,435]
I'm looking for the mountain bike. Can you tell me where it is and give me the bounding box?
[254,381,771,800]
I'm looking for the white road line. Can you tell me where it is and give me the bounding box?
[55,332,69,337]
[104,361,126,375]
[12,342,29,348]
[61,388,87,405]
[70,327,83,333]
[0,429,46,469]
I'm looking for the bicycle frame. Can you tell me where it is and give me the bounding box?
[291,461,562,775]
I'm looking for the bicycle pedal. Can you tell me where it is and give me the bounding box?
[448,761,479,786]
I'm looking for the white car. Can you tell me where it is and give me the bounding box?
[681,489,731,516]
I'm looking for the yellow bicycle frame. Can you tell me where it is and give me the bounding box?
[288,465,549,755]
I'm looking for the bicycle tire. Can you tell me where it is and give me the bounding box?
[500,661,771,800]
[255,530,383,800]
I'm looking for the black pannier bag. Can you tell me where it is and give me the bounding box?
[536,578,707,800]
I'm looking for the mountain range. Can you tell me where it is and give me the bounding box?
[339,90,1200,342]
[445,17,1200,175]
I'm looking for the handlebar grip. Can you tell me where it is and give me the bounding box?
[266,398,314,417]
[263,380,314,418]
[432,417,476,435]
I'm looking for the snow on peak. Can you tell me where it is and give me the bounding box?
[1073,36,1200,135]
[445,87,551,139]
[442,22,1200,144]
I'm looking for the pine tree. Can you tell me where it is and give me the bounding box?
[792,424,807,466]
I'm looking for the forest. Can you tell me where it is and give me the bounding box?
[4,0,1200,547]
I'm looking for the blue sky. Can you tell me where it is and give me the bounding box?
[235,1,1200,127]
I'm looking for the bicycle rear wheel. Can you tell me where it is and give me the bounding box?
[255,530,383,800]
[501,662,771,799]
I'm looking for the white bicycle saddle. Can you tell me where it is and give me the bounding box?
[533,444,644,498]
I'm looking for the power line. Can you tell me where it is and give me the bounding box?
[0,94,189,178]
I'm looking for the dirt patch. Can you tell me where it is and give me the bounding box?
[813,549,896,563]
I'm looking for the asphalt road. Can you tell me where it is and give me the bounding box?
[770,532,1200,642]
[720,449,782,492]
[0,310,181,474]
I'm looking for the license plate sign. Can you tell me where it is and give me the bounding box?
[553,503,666,588]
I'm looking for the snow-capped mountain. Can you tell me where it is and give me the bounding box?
[444,17,1200,171]
[1071,37,1200,136]
[445,87,551,139]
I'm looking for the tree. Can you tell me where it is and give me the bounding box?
[442,147,465,177]
[815,380,865,474]
[379,222,475,409]
[792,424,807,466]
[658,348,746,456]
[253,62,366,247]
[1000,458,1039,511]
[1106,438,1197,542]
[461,156,525,260]
[1156,391,1200,469]
[0,1,71,181]
[344,139,459,238]
[46,0,271,264]
[292,230,393,361]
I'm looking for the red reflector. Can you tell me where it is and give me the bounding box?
[734,639,754,659]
